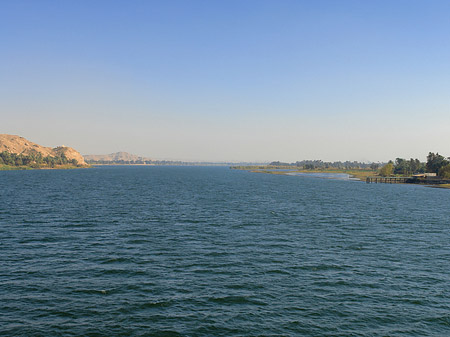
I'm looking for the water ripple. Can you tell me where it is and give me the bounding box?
[1,166,449,336]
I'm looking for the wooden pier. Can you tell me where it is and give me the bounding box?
[366,176,410,184]
[367,176,450,185]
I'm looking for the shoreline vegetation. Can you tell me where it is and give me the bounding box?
[0,151,90,171]
[232,152,450,189]
[0,164,88,171]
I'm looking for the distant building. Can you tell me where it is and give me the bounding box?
[412,173,437,178]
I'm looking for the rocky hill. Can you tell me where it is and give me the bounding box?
[0,134,87,165]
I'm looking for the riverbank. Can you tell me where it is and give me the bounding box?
[234,166,450,189]
[233,166,376,182]
[429,184,450,189]
[0,164,91,171]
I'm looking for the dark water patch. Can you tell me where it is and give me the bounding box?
[98,268,148,277]
[144,331,183,337]
[100,257,133,264]
[137,299,174,309]
[424,314,450,325]
[224,283,266,290]
[264,269,291,275]
[203,251,230,257]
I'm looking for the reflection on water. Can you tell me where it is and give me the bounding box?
[287,172,356,180]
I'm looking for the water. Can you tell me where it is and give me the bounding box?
[287,172,355,180]
[1,166,449,336]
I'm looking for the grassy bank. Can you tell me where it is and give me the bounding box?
[0,165,33,170]
[430,184,450,189]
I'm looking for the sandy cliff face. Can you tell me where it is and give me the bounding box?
[53,146,87,165]
[0,134,87,165]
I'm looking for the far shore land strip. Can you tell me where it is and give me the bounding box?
[1,134,450,188]
[231,157,450,189]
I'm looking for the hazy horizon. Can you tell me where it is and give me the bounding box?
[2,1,450,162]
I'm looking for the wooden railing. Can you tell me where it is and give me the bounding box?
[366,177,410,184]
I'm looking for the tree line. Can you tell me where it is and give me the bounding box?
[269,160,376,170]
[268,152,450,179]
[379,152,450,178]
[0,151,79,168]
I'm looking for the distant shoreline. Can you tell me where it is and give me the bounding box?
[0,164,91,171]
[233,166,450,189]
[232,166,374,182]
[89,163,232,167]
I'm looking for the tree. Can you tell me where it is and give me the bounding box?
[394,158,410,175]
[410,158,424,174]
[1,151,13,165]
[426,152,449,174]
[379,163,394,177]
[22,155,32,166]
[35,152,43,165]
[438,164,450,179]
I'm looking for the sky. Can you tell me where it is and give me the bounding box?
[1,0,450,162]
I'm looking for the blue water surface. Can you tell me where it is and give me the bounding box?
[1,166,449,336]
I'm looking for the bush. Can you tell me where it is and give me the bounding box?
[379,163,394,177]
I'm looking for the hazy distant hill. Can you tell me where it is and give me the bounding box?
[84,152,151,162]
[83,151,261,166]
[0,134,87,165]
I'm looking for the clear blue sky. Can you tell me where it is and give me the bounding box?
[2,0,450,162]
